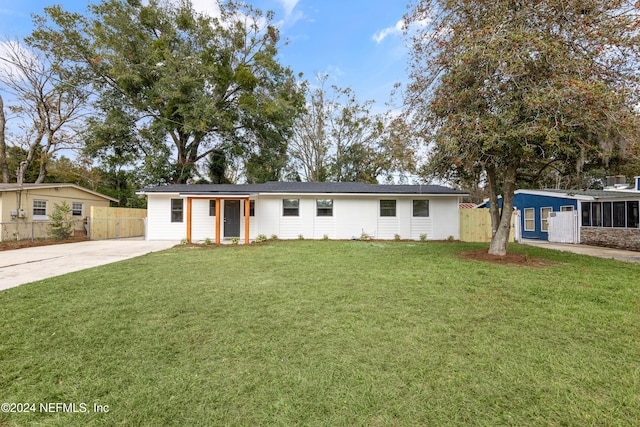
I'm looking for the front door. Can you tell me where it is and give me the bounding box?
[224,200,241,238]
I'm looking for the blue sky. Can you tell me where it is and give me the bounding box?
[0,0,411,112]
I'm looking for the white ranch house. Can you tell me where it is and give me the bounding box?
[139,182,468,243]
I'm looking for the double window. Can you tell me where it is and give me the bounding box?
[171,199,183,223]
[582,201,639,228]
[283,199,299,216]
[316,199,333,217]
[380,200,396,217]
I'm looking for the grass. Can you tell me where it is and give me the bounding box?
[0,241,639,426]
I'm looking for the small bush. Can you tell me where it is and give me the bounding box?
[203,237,213,245]
[420,233,427,241]
[48,202,74,240]
[298,234,304,240]
[255,234,267,243]
[394,234,401,241]
[360,231,370,240]
[322,234,329,241]
[270,234,278,240]
[179,238,188,245]
[231,237,239,245]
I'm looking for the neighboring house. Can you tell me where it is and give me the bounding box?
[0,183,118,241]
[138,182,468,243]
[479,178,640,250]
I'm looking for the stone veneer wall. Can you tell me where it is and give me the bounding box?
[580,227,640,251]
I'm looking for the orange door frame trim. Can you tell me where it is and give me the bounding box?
[186,196,250,244]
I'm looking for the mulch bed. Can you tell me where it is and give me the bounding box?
[0,237,89,252]
[458,249,552,267]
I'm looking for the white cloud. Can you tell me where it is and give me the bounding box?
[372,19,405,44]
[277,0,300,17]
[188,0,221,18]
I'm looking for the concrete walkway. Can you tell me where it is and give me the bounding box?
[1,238,179,292]
[520,239,640,264]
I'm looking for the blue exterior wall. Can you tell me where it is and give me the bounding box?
[513,193,578,240]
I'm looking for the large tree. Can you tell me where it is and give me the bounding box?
[289,74,417,183]
[0,40,89,183]
[27,0,304,184]
[405,0,640,255]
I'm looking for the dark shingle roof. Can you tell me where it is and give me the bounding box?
[534,188,640,199]
[140,181,467,196]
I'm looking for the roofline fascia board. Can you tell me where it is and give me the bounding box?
[169,191,468,198]
[1,183,119,203]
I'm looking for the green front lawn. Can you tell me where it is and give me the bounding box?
[1,241,638,426]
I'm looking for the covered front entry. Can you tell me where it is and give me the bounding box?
[185,196,251,244]
[224,200,241,238]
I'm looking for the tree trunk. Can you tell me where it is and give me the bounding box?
[0,95,9,183]
[488,161,518,256]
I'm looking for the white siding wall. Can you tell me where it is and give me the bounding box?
[147,194,186,240]
[146,193,461,241]
[430,198,460,240]
[192,199,216,241]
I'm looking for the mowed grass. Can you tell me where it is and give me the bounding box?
[1,241,639,426]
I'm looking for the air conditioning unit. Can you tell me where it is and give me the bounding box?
[17,209,27,218]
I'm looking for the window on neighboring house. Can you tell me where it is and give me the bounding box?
[283,199,299,216]
[591,202,602,227]
[627,201,639,228]
[209,200,216,216]
[413,200,429,217]
[613,202,626,227]
[72,202,83,217]
[602,202,612,227]
[316,199,333,216]
[171,199,184,223]
[560,205,574,212]
[541,207,552,232]
[581,202,591,226]
[250,200,255,217]
[380,200,396,217]
[33,200,47,217]
[524,208,535,231]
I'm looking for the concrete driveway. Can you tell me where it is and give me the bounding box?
[1,238,179,292]
[521,239,640,264]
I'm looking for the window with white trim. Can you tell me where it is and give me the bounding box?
[380,200,396,217]
[412,200,429,217]
[316,199,333,217]
[524,208,534,231]
[541,207,552,232]
[33,200,47,217]
[560,205,574,212]
[209,200,216,216]
[72,202,83,216]
[283,199,299,216]
[171,199,183,223]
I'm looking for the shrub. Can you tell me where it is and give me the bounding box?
[231,237,239,245]
[298,234,304,240]
[420,233,427,241]
[48,201,74,240]
[360,231,370,240]
[270,234,278,240]
[322,234,329,241]
[203,237,213,245]
[255,234,267,243]
[394,234,401,241]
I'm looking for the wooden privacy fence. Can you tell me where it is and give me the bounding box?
[89,207,147,239]
[459,208,516,243]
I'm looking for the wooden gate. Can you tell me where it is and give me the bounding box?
[89,207,147,239]
[459,209,515,243]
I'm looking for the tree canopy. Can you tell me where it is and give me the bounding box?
[27,0,305,184]
[404,0,640,255]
